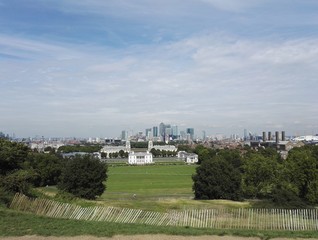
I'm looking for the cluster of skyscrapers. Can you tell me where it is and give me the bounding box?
[121,123,195,142]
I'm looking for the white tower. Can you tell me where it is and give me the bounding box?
[148,140,153,151]
[126,140,131,152]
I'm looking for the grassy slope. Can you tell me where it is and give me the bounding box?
[105,165,195,198]
[37,165,250,211]
[7,164,317,238]
[2,207,318,239]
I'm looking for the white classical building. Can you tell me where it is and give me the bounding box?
[148,140,177,152]
[177,151,199,164]
[128,151,153,165]
[101,140,131,158]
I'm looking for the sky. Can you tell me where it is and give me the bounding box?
[1,0,318,138]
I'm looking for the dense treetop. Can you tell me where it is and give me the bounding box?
[192,144,318,207]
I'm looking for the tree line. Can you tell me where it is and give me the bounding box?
[0,139,107,205]
[2,137,318,208]
[192,144,318,207]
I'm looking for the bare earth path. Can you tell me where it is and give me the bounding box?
[1,235,317,240]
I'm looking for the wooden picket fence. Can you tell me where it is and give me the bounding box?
[10,193,318,231]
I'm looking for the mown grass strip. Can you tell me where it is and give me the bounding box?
[1,207,318,239]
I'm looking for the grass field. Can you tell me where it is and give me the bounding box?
[4,164,318,238]
[104,165,195,200]
[36,164,250,211]
[101,165,251,211]
[2,206,318,239]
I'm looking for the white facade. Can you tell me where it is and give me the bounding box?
[30,142,64,152]
[292,135,318,142]
[177,151,198,164]
[128,151,153,165]
[148,140,177,152]
[101,140,131,158]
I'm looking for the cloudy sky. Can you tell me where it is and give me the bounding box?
[1,0,318,138]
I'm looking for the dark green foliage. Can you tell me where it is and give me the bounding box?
[58,144,102,153]
[44,146,55,153]
[193,145,216,164]
[110,152,118,158]
[241,154,280,199]
[258,147,281,161]
[58,155,108,200]
[177,144,193,152]
[150,148,160,157]
[1,169,36,194]
[283,147,318,204]
[130,142,148,148]
[218,149,242,169]
[24,153,64,187]
[118,150,125,158]
[0,139,35,204]
[0,139,30,175]
[0,186,14,207]
[192,156,242,200]
[192,144,318,206]
[270,186,306,208]
[150,148,177,157]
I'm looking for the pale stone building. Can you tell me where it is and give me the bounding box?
[177,151,199,164]
[148,140,177,152]
[128,151,153,165]
[101,140,131,158]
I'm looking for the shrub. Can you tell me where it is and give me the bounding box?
[58,155,108,200]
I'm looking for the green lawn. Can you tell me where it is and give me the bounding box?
[97,164,196,211]
[104,165,195,199]
[7,165,313,238]
[36,164,250,211]
[2,206,318,239]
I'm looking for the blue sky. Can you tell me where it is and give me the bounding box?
[1,0,318,138]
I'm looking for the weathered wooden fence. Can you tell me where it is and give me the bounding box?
[10,193,318,231]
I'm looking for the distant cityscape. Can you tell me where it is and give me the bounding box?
[1,121,318,147]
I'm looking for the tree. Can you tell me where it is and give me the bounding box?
[119,150,125,158]
[283,147,318,204]
[192,156,242,200]
[241,154,280,198]
[218,149,242,169]
[58,155,108,200]
[177,144,193,152]
[0,139,30,175]
[1,169,37,194]
[25,153,63,187]
[101,152,107,159]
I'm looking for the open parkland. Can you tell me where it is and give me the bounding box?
[2,163,318,240]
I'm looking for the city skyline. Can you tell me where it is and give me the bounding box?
[1,1,318,138]
[2,123,316,141]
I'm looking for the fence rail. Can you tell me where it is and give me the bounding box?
[10,193,318,231]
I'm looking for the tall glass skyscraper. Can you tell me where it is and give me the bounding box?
[172,125,178,139]
[186,128,194,140]
[153,126,158,137]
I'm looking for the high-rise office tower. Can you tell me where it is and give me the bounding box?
[153,126,158,137]
[145,128,152,139]
[121,130,127,140]
[202,130,206,141]
[186,128,194,140]
[244,129,248,141]
[171,125,178,139]
[159,122,165,139]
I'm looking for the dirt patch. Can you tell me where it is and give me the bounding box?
[1,235,318,240]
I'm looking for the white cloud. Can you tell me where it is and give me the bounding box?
[251,39,318,64]
[199,0,267,12]
[1,31,318,137]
